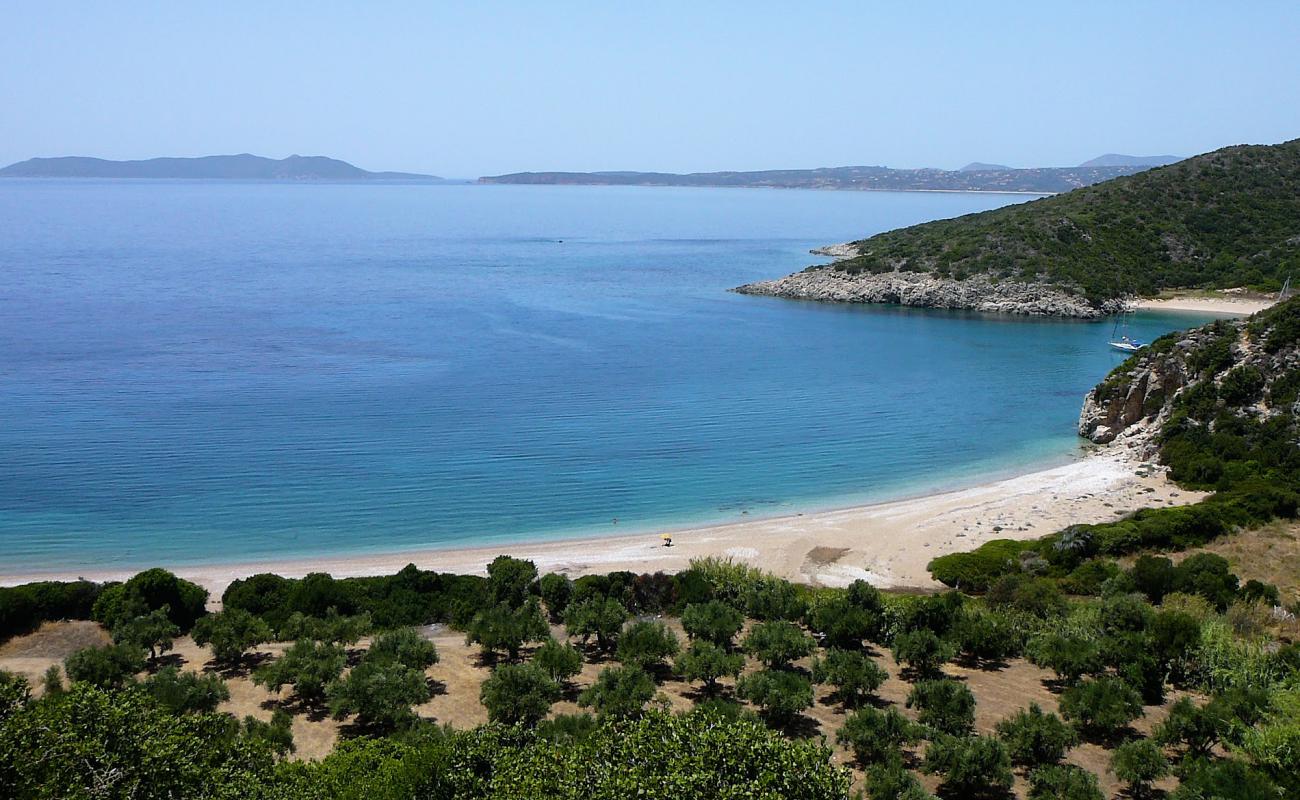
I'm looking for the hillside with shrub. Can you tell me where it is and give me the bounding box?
[754,139,1300,308]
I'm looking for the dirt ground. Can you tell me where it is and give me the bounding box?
[1,617,1188,797]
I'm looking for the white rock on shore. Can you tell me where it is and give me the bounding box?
[735,267,1113,318]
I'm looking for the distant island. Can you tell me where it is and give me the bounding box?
[735,139,1298,317]
[478,155,1183,194]
[1077,153,1181,168]
[0,154,445,182]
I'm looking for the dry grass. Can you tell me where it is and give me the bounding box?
[1191,520,1300,602]
[0,616,1193,793]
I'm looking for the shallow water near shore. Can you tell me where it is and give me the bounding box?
[0,181,1220,574]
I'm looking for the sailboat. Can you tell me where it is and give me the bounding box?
[1108,304,1145,353]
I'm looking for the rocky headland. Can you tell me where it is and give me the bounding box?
[734,264,1120,318]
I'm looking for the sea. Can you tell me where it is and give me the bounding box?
[0,180,1221,575]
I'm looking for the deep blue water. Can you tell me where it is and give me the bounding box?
[0,181,1218,573]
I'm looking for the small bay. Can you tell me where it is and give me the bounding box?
[0,181,1217,572]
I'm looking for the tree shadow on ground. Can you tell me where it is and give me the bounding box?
[204,650,274,679]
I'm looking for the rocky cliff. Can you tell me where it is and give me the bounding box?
[1078,299,1300,458]
[734,267,1120,318]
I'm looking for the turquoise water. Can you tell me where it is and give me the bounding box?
[0,181,1218,574]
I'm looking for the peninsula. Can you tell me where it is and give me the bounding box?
[735,139,1299,317]
[479,156,1176,195]
[0,153,444,181]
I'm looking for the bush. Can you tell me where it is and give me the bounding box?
[91,568,208,632]
[616,621,680,673]
[1026,633,1101,684]
[1155,696,1226,759]
[111,606,180,662]
[327,656,432,730]
[927,539,1026,591]
[1110,738,1168,797]
[564,596,629,653]
[1027,764,1103,800]
[278,609,372,645]
[906,679,975,736]
[1169,757,1282,800]
[994,703,1077,766]
[242,708,295,757]
[64,644,145,689]
[865,761,936,800]
[578,665,656,719]
[742,620,815,669]
[811,648,887,708]
[0,579,105,643]
[366,627,439,671]
[891,629,955,678]
[253,640,347,704]
[538,573,574,621]
[952,610,1020,664]
[742,578,806,621]
[467,600,549,661]
[486,556,538,609]
[736,668,814,725]
[192,608,273,665]
[1173,553,1240,610]
[531,638,583,684]
[479,663,560,726]
[675,641,743,693]
[921,735,1014,799]
[143,666,229,714]
[680,601,744,647]
[805,594,878,649]
[837,705,919,765]
[1058,676,1144,739]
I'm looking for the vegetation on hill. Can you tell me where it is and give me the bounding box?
[828,139,1300,303]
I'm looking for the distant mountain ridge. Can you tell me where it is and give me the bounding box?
[479,162,1172,194]
[0,154,443,181]
[1078,153,1182,168]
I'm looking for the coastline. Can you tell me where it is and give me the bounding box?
[1132,295,1276,315]
[0,444,1203,598]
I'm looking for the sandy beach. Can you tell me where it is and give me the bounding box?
[1133,294,1275,315]
[1,443,1203,598]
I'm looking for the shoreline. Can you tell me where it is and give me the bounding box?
[0,444,1203,598]
[1132,295,1275,315]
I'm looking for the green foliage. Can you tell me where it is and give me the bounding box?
[906,679,975,736]
[564,596,629,653]
[680,600,744,647]
[192,608,273,664]
[467,599,549,661]
[805,592,878,649]
[535,712,598,745]
[831,140,1300,302]
[486,555,538,609]
[864,761,936,800]
[366,627,439,670]
[143,666,229,714]
[92,568,208,632]
[811,648,887,707]
[952,609,1020,664]
[742,620,815,669]
[685,556,768,606]
[927,539,1027,591]
[675,640,743,692]
[530,637,583,683]
[1058,676,1144,739]
[253,639,346,704]
[735,668,814,725]
[42,664,64,697]
[891,629,954,678]
[616,620,680,672]
[2,683,275,798]
[478,663,559,727]
[1026,633,1102,684]
[921,734,1014,799]
[538,573,574,621]
[327,656,432,730]
[64,643,146,689]
[1027,764,1104,800]
[741,576,807,621]
[279,608,373,645]
[1169,757,1282,800]
[1110,738,1169,797]
[1155,696,1225,759]
[994,702,1078,766]
[0,579,106,643]
[837,705,919,765]
[578,665,656,720]
[242,708,295,757]
[111,605,180,661]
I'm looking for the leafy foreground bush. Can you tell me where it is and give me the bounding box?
[277,709,851,800]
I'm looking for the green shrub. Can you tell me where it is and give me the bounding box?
[680,601,744,647]
[143,667,229,714]
[92,569,208,632]
[1027,764,1103,800]
[1110,738,1168,797]
[742,620,815,669]
[906,679,975,736]
[928,539,1026,591]
[736,668,814,725]
[64,644,145,689]
[891,629,954,678]
[811,648,887,708]
[675,641,743,693]
[478,663,559,727]
[994,703,1078,766]
[538,573,574,621]
[0,580,106,643]
[616,620,680,673]
[921,735,1014,799]
[578,665,656,720]
[1058,676,1144,739]
[531,638,583,684]
[837,705,919,765]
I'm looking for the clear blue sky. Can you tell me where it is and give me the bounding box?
[3,1,1298,177]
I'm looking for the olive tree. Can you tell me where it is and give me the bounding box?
[680,601,745,647]
[531,637,583,684]
[994,702,1078,767]
[253,640,346,705]
[906,679,975,736]
[921,735,1014,799]
[743,620,815,669]
[811,648,887,708]
[192,608,273,666]
[675,641,744,693]
[479,662,560,726]
[736,668,814,726]
[143,666,230,714]
[1058,676,1144,740]
[64,644,145,689]
[578,665,656,719]
[564,596,629,653]
[837,705,919,765]
[1110,738,1169,798]
[616,620,680,673]
[111,606,180,663]
[891,630,955,679]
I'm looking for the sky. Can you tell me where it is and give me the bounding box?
[2,2,1299,178]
